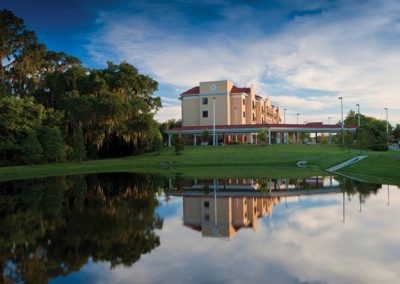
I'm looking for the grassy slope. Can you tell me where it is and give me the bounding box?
[0,144,363,181]
[337,150,400,185]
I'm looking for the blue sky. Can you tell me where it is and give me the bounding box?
[2,0,400,124]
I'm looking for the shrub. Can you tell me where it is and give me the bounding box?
[370,144,389,151]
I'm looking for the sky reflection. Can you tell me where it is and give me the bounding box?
[52,184,400,284]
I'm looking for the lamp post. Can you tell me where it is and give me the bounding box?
[339,97,344,150]
[384,107,388,144]
[284,108,287,124]
[328,117,332,144]
[356,104,360,127]
[296,113,300,124]
[213,97,216,146]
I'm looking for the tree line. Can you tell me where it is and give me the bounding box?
[0,9,181,166]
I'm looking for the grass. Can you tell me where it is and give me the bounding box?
[337,150,400,185]
[0,144,398,184]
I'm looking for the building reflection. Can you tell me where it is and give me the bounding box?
[169,176,341,239]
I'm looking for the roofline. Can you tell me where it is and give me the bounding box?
[166,123,358,135]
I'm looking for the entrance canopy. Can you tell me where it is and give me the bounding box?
[166,122,358,136]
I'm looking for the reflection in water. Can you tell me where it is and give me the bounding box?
[0,173,396,283]
[167,176,381,238]
[0,173,164,283]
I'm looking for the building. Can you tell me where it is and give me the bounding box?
[180,80,280,127]
[166,80,358,145]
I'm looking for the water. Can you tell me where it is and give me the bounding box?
[0,173,399,283]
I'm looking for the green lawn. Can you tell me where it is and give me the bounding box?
[0,144,399,184]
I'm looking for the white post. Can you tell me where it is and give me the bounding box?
[385,107,389,144]
[339,97,344,149]
[213,97,216,146]
[168,134,171,147]
[194,135,197,146]
[284,108,287,124]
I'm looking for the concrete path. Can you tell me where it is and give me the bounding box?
[326,155,368,172]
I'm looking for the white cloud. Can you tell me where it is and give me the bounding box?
[87,0,400,124]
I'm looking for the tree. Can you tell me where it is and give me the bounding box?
[38,126,65,163]
[71,127,86,162]
[258,129,267,145]
[202,130,209,144]
[300,132,310,144]
[392,124,400,140]
[0,9,38,94]
[173,135,184,155]
[152,131,164,153]
[19,129,43,164]
[357,126,373,153]
[344,131,354,152]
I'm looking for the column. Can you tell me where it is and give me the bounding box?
[268,130,271,144]
[194,135,197,146]
[168,134,172,147]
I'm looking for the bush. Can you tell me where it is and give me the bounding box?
[370,144,389,151]
[229,141,240,145]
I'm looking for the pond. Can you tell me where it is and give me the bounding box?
[1,173,399,283]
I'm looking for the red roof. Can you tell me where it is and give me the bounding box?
[230,85,251,94]
[167,122,358,132]
[181,86,200,95]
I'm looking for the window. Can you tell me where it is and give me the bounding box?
[262,107,264,113]
[253,113,256,121]
[243,99,245,105]
[243,111,246,118]
[204,201,210,208]
[202,111,208,118]
[252,101,255,110]
[204,214,210,222]
[202,98,208,105]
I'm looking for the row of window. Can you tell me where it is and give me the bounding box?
[202,111,261,120]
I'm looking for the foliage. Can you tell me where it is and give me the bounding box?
[258,129,267,145]
[392,124,400,140]
[299,132,310,144]
[370,144,389,151]
[344,131,354,152]
[19,129,43,164]
[0,173,163,283]
[0,10,162,165]
[159,119,181,143]
[38,126,66,163]
[71,127,86,162]
[202,130,209,142]
[173,135,184,155]
[345,109,391,144]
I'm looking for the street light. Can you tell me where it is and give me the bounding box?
[284,108,287,124]
[296,113,300,124]
[384,107,389,144]
[356,104,360,127]
[328,116,332,144]
[339,97,344,150]
[213,97,216,146]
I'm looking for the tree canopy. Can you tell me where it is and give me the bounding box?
[0,9,162,165]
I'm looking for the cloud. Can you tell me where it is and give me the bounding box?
[76,185,400,283]
[86,0,400,124]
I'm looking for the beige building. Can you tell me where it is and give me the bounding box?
[183,195,279,238]
[180,80,281,127]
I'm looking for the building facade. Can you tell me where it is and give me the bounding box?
[180,80,280,127]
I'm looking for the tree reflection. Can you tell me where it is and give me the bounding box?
[0,173,163,283]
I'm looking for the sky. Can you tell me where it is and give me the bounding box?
[2,0,400,125]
